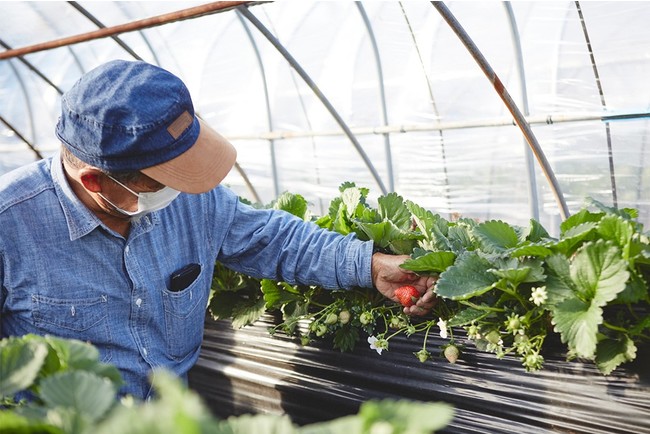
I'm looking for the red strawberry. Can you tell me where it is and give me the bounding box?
[395,285,420,307]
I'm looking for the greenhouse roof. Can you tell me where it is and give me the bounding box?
[1,1,649,234]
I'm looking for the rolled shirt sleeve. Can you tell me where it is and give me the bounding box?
[215,193,374,290]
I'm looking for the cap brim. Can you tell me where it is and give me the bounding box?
[141,119,237,194]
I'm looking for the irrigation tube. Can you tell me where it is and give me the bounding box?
[431,1,570,220]
[238,6,389,196]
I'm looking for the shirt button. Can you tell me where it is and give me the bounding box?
[125,246,130,254]
[136,298,142,307]
[143,348,148,356]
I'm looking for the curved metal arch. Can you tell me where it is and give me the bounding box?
[575,1,617,208]
[504,2,540,220]
[431,1,569,220]
[237,5,389,196]
[235,9,280,199]
[356,3,394,193]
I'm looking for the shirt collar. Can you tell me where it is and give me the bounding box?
[51,151,159,241]
[51,150,103,241]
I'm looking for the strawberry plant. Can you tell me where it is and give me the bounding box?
[209,183,650,375]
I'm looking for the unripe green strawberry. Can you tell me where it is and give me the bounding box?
[338,310,351,325]
[359,311,373,325]
[395,285,420,307]
[415,349,431,363]
[324,313,338,325]
[485,330,502,345]
[315,324,328,337]
[443,344,460,364]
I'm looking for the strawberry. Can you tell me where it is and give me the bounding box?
[394,285,420,307]
[443,344,460,364]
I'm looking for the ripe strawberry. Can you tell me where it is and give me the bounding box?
[395,285,420,307]
[443,344,460,364]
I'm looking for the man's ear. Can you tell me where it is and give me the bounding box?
[79,169,104,193]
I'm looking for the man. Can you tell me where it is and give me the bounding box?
[0,60,436,399]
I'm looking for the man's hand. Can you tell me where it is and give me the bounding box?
[371,252,438,316]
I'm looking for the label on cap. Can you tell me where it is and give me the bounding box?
[167,111,193,139]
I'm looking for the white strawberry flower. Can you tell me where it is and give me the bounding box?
[529,286,548,306]
[367,336,388,355]
[437,318,448,339]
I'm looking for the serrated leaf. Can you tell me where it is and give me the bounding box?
[435,252,499,300]
[447,224,474,252]
[552,222,598,254]
[472,220,519,253]
[208,291,245,320]
[40,371,116,422]
[447,308,488,327]
[400,251,456,273]
[333,327,359,352]
[357,399,455,434]
[597,215,634,259]
[551,298,602,358]
[231,297,267,329]
[526,218,551,242]
[273,192,309,220]
[560,208,604,235]
[595,336,637,375]
[616,270,648,304]
[44,336,100,371]
[355,220,416,249]
[377,193,411,230]
[341,187,364,219]
[0,337,48,397]
[510,243,553,258]
[570,240,629,306]
[261,279,301,309]
[587,197,638,219]
[489,267,531,287]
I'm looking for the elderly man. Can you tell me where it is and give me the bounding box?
[0,60,436,399]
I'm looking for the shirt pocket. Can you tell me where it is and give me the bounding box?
[31,293,113,363]
[161,271,209,361]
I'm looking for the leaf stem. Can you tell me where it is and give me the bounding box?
[459,300,505,313]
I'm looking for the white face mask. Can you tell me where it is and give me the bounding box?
[99,175,180,218]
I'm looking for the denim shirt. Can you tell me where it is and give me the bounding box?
[0,153,374,399]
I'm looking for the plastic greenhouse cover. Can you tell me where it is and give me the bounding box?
[1,1,649,235]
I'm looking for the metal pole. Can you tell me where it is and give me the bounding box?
[431,1,570,220]
[0,1,252,60]
[238,6,389,195]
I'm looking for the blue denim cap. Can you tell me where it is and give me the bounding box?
[56,60,236,193]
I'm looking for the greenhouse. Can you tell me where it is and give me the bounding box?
[1,1,649,434]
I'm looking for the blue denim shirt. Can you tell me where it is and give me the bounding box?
[0,153,373,399]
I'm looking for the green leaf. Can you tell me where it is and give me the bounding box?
[341,187,364,219]
[357,399,455,434]
[377,193,411,230]
[510,243,553,258]
[447,224,475,252]
[44,336,100,370]
[616,270,648,304]
[231,297,267,329]
[208,291,245,320]
[595,336,637,375]
[0,411,64,434]
[273,192,309,220]
[552,222,598,255]
[219,414,297,434]
[400,251,456,273]
[570,240,629,306]
[333,327,359,352]
[551,298,602,358]
[39,371,116,422]
[489,266,531,287]
[472,220,519,254]
[435,252,499,300]
[560,208,603,235]
[447,307,488,327]
[261,279,301,309]
[0,337,48,397]
[526,218,551,242]
[597,215,634,259]
[354,220,418,251]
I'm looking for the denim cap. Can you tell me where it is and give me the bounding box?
[56,60,236,193]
